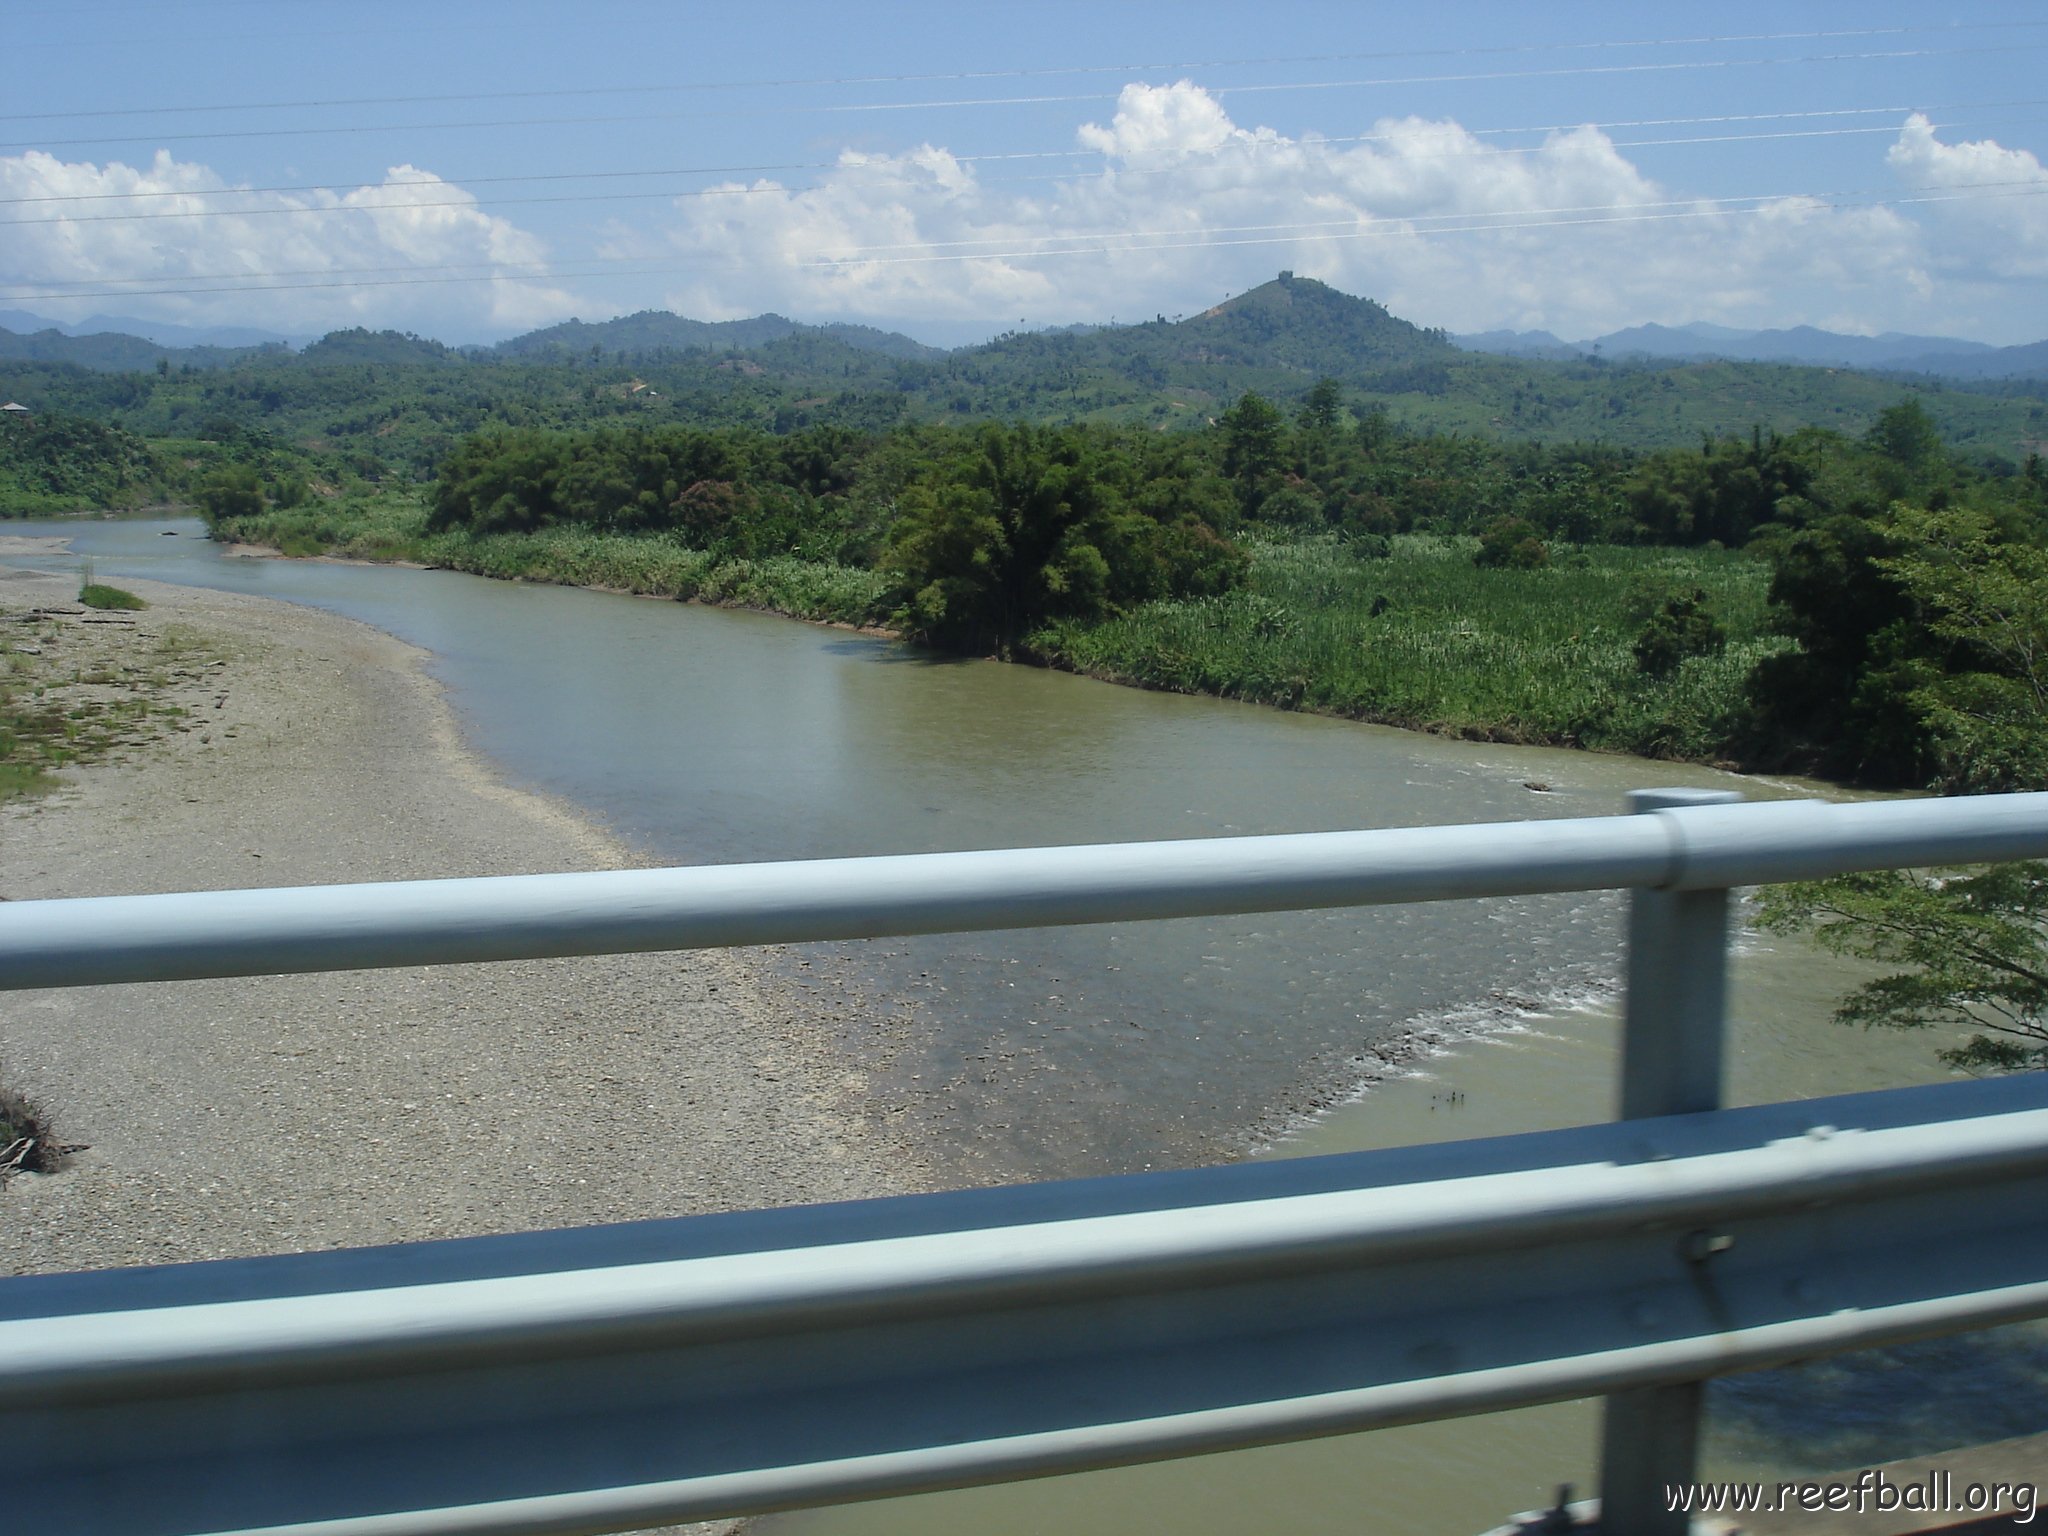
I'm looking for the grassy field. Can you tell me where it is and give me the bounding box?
[1031,536,1785,761]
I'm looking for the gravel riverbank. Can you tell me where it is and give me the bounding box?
[0,543,933,1276]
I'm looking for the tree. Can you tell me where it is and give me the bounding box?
[1877,503,2048,793]
[1632,587,1727,678]
[882,423,1243,655]
[1758,862,2048,1072]
[1297,377,1344,433]
[195,462,266,521]
[1866,398,1944,474]
[1473,514,1548,569]
[1742,495,2048,791]
[1219,391,1286,512]
[1741,510,1927,784]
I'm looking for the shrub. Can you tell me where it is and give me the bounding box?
[195,462,267,521]
[1632,588,1727,678]
[78,559,146,611]
[1474,515,1549,569]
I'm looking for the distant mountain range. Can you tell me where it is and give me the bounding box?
[0,309,308,351]
[5,276,2046,458]
[9,297,2044,382]
[1456,319,2048,379]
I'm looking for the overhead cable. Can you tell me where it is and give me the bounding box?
[8,111,2046,229]
[9,43,2042,153]
[6,178,2043,306]
[5,23,2036,123]
[0,99,2002,207]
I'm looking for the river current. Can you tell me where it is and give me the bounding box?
[17,517,2044,1534]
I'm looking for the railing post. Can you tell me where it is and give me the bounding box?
[1597,787,1742,1535]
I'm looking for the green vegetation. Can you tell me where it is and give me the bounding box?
[1033,538,1776,760]
[78,561,146,611]
[6,279,2046,511]
[78,584,146,611]
[0,414,169,515]
[0,612,208,804]
[190,385,2048,790]
[881,423,1244,653]
[5,276,2041,794]
[1760,863,2048,1073]
[212,489,895,625]
[1737,406,2048,787]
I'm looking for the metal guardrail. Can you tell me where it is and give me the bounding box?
[3,791,2046,989]
[4,791,2048,1536]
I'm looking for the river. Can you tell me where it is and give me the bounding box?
[16,516,2045,1533]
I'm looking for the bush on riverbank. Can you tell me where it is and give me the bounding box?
[79,561,146,611]
[78,584,146,610]
[427,527,890,625]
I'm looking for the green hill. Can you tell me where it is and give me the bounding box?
[494,310,941,361]
[0,324,270,372]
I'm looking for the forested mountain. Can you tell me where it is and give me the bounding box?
[1887,338,2048,381]
[491,310,943,361]
[0,309,304,350]
[5,275,2046,471]
[0,324,278,372]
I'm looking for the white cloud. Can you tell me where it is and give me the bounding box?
[0,150,579,337]
[1887,112,2048,280]
[639,84,2048,344]
[6,98,2046,346]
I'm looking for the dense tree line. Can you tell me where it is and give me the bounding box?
[412,392,2048,787]
[0,414,167,513]
[427,421,1248,651]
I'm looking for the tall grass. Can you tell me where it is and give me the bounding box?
[1032,536,1788,761]
[408,528,888,625]
[210,496,892,628]
[211,493,431,562]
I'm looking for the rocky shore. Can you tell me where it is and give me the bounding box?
[0,542,932,1279]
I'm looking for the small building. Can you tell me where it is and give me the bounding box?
[0,401,31,423]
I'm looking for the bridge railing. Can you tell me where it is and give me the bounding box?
[4,790,2047,1536]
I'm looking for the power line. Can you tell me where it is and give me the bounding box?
[6,24,2037,124]
[805,178,2048,260]
[0,101,1922,208]
[9,106,2045,228]
[805,183,2048,270]
[6,177,2042,307]
[9,42,2040,154]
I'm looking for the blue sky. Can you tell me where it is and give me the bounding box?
[7,0,2048,346]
